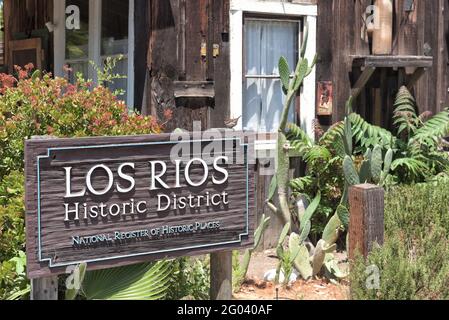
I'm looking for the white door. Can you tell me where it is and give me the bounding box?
[54,0,135,108]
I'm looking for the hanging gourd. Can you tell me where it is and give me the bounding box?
[372,0,393,55]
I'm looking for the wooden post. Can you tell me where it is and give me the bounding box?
[348,184,385,261]
[210,251,232,300]
[31,276,58,300]
[30,136,59,300]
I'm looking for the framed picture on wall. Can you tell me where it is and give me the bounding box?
[8,38,44,74]
[317,81,333,116]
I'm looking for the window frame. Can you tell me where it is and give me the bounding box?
[54,0,135,108]
[230,0,317,142]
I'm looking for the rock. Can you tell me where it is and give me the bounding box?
[255,280,267,289]
[263,269,298,284]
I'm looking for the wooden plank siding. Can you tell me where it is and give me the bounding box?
[3,0,53,69]
[3,0,449,122]
[145,0,230,132]
[315,0,449,125]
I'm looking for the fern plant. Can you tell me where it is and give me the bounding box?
[391,87,449,183]
[337,86,449,184]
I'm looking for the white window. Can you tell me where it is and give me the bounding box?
[230,0,317,137]
[244,18,299,132]
[54,0,135,108]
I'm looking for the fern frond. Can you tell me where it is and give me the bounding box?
[287,123,314,155]
[303,145,332,164]
[319,121,346,158]
[290,176,314,192]
[412,110,449,148]
[393,86,419,138]
[391,157,429,180]
[349,113,395,149]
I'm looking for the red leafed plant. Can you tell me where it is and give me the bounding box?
[0,64,169,178]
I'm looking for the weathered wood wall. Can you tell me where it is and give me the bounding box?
[316,0,449,127]
[3,0,53,68]
[145,0,230,131]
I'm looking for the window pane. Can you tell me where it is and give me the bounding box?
[244,78,294,132]
[103,57,128,103]
[101,0,129,56]
[244,19,298,132]
[66,62,88,83]
[245,20,298,76]
[66,0,89,60]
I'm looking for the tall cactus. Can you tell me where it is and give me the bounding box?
[233,215,271,292]
[267,23,317,226]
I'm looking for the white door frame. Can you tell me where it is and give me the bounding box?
[53,0,135,108]
[229,0,317,138]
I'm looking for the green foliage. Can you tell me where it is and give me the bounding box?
[349,113,395,151]
[287,123,345,240]
[393,86,419,139]
[0,251,30,300]
[0,67,163,179]
[168,257,210,300]
[275,223,300,286]
[90,55,128,97]
[0,171,25,262]
[76,261,174,300]
[387,86,449,184]
[65,263,87,300]
[350,178,449,300]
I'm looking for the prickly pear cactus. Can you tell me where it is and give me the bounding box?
[267,22,317,227]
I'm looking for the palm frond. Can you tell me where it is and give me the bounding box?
[81,261,174,300]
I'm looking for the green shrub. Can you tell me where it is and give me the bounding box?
[0,66,164,179]
[167,257,210,300]
[0,171,25,262]
[350,178,449,300]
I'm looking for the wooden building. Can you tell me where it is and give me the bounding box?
[1,0,449,247]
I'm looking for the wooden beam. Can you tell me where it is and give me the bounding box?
[406,67,427,90]
[348,184,385,261]
[351,55,433,69]
[173,81,215,98]
[210,251,232,300]
[351,67,376,100]
[31,276,58,300]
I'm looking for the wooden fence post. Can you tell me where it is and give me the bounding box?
[31,276,58,300]
[210,251,232,300]
[348,184,385,261]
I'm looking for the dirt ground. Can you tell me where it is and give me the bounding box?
[233,250,350,300]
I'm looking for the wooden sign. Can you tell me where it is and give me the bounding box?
[317,81,333,116]
[25,133,255,279]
